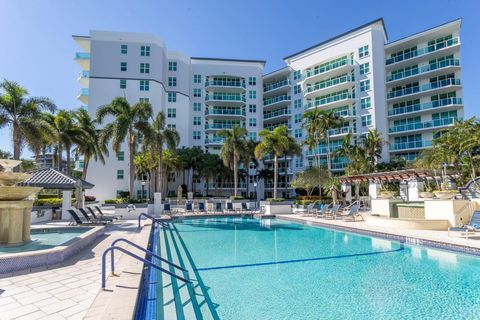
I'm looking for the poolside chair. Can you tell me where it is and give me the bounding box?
[214,202,223,214]
[95,205,122,219]
[448,211,480,239]
[185,202,194,214]
[68,209,106,225]
[316,203,330,218]
[241,202,254,214]
[87,207,116,222]
[163,203,172,215]
[324,204,341,220]
[342,204,363,221]
[79,208,111,223]
[303,203,316,217]
[195,202,207,214]
[225,202,235,214]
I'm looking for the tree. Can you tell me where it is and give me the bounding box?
[255,125,301,199]
[0,149,12,159]
[97,97,152,198]
[363,129,388,168]
[334,134,370,175]
[162,149,182,196]
[0,79,56,161]
[302,108,323,167]
[242,140,259,198]
[291,167,329,196]
[218,126,248,197]
[198,153,223,197]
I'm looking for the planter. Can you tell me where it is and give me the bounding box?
[434,191,457,200]
[259,201,292,215]
[419,192,434,199]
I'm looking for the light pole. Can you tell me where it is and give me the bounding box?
[141,180,146,200]
[253,181,258,209]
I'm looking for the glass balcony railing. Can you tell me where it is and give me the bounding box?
[204,182,246,189]
[304,92,355,109]
[265,182,290,189]
[386,59,460,82]
[328,126,355,136]
[386,37,459,65]
[78,88,89,96]
[263,108,291,120]
[205,94,246,102]
[75,52,91,59]
[264,123,291,131]
[390,140,433,151]
[306,75,355,94]
[78,71,90,78]
[205,109,246,116]
[304,59,354,79]
[388,97,462,116]
[387,78,461,99]
[204,123,243,130]
[389,117,460,133]
[334,109,355,117]
[205,80,245,88]
[204,137,225,144]
[263,94,291,106]
[264,79,290,92]
[306,144,343,157]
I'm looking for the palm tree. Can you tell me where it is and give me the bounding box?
[74,109,109,180]
[242,140,259,198]
[363,129,388,168]
[143,112,180,194]
[0,149,12,159]
[162,149,182,197]
[199,153,223,197]
[218,126,248,197]
[302,108,323,167]
[0,79,56,161]
[334,135,369,175]
[96,97,152,198]
[317,110,342,176]
[255,125,301,199]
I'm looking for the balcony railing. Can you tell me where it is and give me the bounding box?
[263,108,291,120]
[305,92,355,109]
[306,145,343,156]
[263,95,291,106]
[304,59,354,79]
[205,109,245,116]
[387,78,461,99]
[389,117,460,133]
[388,97,462,116]
[264,79,290,92]
[386,59,460,82]
[264,123,291,131]
[204,137,225,144]
[205,80,245,88]
[204,182,246,189]
[264,182,291,189]
[306,75,355,94]
[205,123,243,130]
[328,126,355,136]
[78,71,90,78]
[78,88,89,96]
[390,140,433,151]
[334,109,355,118]
[75,52,91,59]
[386,37,459,65]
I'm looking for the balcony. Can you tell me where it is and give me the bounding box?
[263,108,291,122]
[386,59,460,85]
[305,144,343,157]
[303,58,355,84]
[74,160,85,172]
[264,182,292,189]
[388,97,462,118]
[263,94,291,109]
[205,79,245,93]
[304,92,355,110]
[205,108,246,118]
[390,140,433,151]
[77,88,89,104]
[264,123,291,132]
[77,71,89,86]
[333,108,356,119]
[328,126,356,138]
[385,37,460,69]
[204,182,246,189]
[74,52,90,70]
[205,93,246,106]
[204,137,225,145]
[304,75,355,99]
[388,117,460,134]
[263,79,290,96]
[204,123,243,131]
[386,78,461,101]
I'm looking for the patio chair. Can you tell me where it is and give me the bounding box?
[87,207,116,222]
[68,209,106,225]
[316,203,330,218]
[303,203,315,217]
[342,204,363,221]
[185,202,194,214]
[324,204,341,220]
[241,202,254,214]
[163,203,172,215]
[215,202,223,214]
[78,208,111,223]
[225,202,235,214]
[195,202,207,214]
[448,211,480,239]
[95,205,122,219]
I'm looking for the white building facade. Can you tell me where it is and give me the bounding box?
[74,18,463,200]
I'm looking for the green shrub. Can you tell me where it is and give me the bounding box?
[266,198,285,202]
[231,196,244,200]
[104,199,120,204]
[34,198,63,206]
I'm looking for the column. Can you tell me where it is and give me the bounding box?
[61,190,72,220]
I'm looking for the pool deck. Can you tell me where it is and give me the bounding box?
[277,214,480,255]
[0,220,151,320]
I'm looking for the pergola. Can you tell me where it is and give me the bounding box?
[338,169,434,183]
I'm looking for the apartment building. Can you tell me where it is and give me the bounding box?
[74,18,463,200]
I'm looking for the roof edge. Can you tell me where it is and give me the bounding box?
[191,56,266,66]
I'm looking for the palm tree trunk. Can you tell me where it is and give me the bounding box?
[156,149,163,193]
[273,155,279,199]
[57,144,63,172]
[326,136,332,177]
[82,158,90,180]
[233,153,238,197]
[66,144,71,175]
[128,137,136,199]
[12,122,21,162]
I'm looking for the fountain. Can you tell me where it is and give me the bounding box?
[0,159,42,246]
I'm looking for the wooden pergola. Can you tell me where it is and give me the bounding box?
[337,169,454,184]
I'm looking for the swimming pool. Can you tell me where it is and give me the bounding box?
[137,217,480,320]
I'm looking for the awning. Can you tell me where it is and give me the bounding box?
[338,169,457,183]
[18,168,94,190]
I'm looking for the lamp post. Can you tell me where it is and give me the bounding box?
[141,180,146,200]
[253,181,258,209]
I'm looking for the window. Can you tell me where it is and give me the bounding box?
[293,99,301,109]
[193,88,202,97]
[296,157,304,168]
[294,114,302,123]
[141,46,150,57]
[249,104,256,113]
[248,132,257,141]
[121,45,128,54]
[359,62,370,75]
[249,77,256,85]
[193,102,201,111]
[168,61,177,71]
[249,90,256,99]
[167,108,176,118]
[193,116,201,126]
[117,151,124,161]
[120,62,127,71]
[193,74,202,83]
[168,92,176,102]
[360,80,370,92]
[139,98,149,103]
[294,85,301,94]
[359,45,369,58]
[136,190,147,198]
[140,80,149,91]
[193,131,201,140]
[294,129,302,138]
[249,118,257,127]
[293,70,301,80]
[140,63,150,74]
[360,97,371,109]
[168,77,177,87]
[167,124,176,129]
[117,170,124,180]
[120,79,126,89]
[361,114,372,127]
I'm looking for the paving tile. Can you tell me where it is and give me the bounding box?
[64,279,91,288]
[0,301,22,313]
[2,286,31,297]
[27,281,50,289]
[18,292,52,305]
[0,296,16,306]
[15,310,48,320]
[32,282,63,293]
[33,297,61,308]
[1,304,39,319]
[40,299,76,315]
[48,286,72,295]
[58,304,88,318]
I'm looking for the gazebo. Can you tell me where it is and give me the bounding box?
[18,168,94,220]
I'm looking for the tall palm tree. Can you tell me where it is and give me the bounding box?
[162,149,182,197]
[255,125,301,199]
[74,109,108,180]
[317,110,342,176]
[0,79,56,161]
[302,108,323,167]
[199,153,223,197]
[96,97,152,198]
[242,140,259,198]
[363,129,388,169]
[143,112,180,194]
[334,134,370,175]
[218,126,248,197]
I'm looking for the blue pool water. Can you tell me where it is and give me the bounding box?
[149,218,480,319]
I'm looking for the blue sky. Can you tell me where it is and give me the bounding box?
[0,0,479,156]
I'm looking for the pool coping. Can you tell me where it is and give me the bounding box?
[276,215,480,256]
[0,226,105,275]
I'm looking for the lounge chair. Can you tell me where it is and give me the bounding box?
[195,202,207,214]
[241,202,254,214]
[86,207,116,222]
[68,209,106,225]
[95,205,122,219]
[324,204,341,219]
[342,204,363,221]
[214,202,222,214]
[185,202,194,214]
[316,204,330,218]
[448,211,480,239]
[79,208,112,223]
[163,203,172,215]
[225,202,235,214]
[303,203,315,217]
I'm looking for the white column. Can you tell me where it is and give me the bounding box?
[341,183,352,203]
[369,182,381,200]
[408,178,424,201]
[61,190,72,220]
[154,192,162,215]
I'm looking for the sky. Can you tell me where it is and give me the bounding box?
[0,0,479,157]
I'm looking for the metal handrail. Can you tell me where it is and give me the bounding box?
[101,246,191,289]
[138,213,168,228]
[111,238,187,272]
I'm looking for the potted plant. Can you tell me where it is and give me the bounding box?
[434,189,458,200]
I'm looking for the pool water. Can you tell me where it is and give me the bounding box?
[157,217,480,320]
[0,228,89,254]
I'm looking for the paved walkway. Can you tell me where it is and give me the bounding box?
[0,220,147,320]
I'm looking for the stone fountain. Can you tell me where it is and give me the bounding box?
[0,159,42,246]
